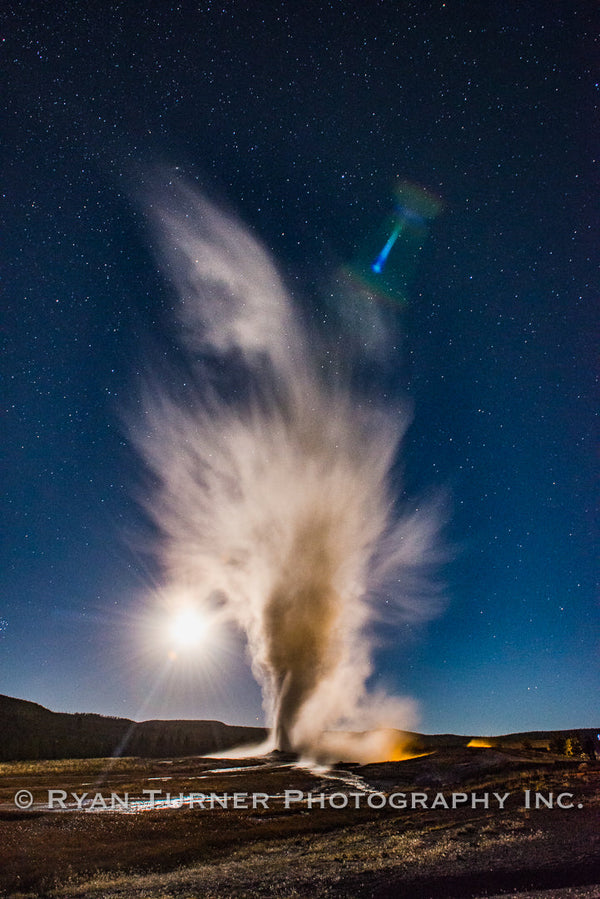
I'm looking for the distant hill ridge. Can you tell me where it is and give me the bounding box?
[0,693,267,761]
[0,694,597,762]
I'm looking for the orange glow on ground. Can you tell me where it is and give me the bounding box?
[388,749,432,761]
[467,738,494,748]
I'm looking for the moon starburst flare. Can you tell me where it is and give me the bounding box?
[168,607,210,650]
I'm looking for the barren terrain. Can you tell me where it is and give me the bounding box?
[1,746,598,898]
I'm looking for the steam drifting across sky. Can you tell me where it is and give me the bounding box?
[134,175,442,762]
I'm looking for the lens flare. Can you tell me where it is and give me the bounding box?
[344,179,444,311]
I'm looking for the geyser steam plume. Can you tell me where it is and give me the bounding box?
[134,176,442,761]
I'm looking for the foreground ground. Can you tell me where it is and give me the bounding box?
[0,746,598,898]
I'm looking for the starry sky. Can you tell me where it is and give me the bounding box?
[1,1,598,737]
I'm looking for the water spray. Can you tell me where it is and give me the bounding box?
[132,174,443,762]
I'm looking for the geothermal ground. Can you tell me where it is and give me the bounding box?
[1,745,598,898]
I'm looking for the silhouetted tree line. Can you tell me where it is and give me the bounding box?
[0,694,267,761]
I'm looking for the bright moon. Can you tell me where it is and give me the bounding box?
[168,607,209,649]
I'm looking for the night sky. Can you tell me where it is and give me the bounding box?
[1,1,597,737]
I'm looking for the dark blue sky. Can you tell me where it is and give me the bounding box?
[1,0,597,736]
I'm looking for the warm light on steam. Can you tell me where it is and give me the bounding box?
[308,728,430,764]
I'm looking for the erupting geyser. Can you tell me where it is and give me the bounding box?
[132,174,442,762]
